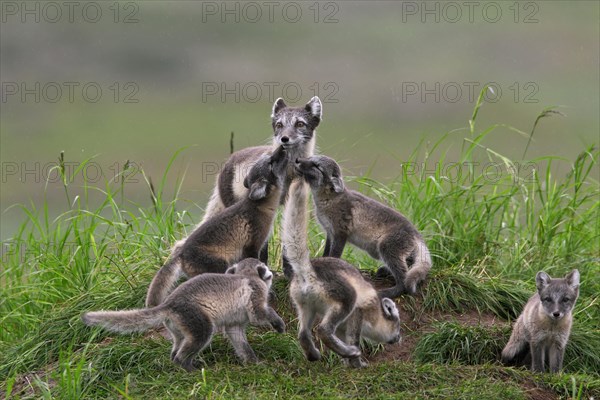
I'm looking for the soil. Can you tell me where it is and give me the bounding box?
[521,380,559,400]
[366,272,507,364]
[4,367,56,400]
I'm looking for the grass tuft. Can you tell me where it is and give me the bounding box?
[414,322,507,365]
[1,94,598,398]
[405,265,531,320]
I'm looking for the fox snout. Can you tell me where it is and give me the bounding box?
[388,334,402,345]
[551,311,562,319]
[541,302,567,320]
[277,135,299,147]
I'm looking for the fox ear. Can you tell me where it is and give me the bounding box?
[331,176,345,193]
[381,298,399,319]
[535,271,551,291]
[305,96,322,119]
[257,265,266,279]
[249,181,268,200]
[566,269,580,289]
[225,265,237,274]
[305,96,322,128]
[272,98,287,118]
[256,265,272,281]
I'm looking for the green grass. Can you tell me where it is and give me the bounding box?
[414,322,509,366]
[1,92,599,399]
[413,321,600,373]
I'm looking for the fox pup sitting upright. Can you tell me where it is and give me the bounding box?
[145,146,288,307]
[295,155,432,298]
[502,269,580,373]
[282,177,402,368]
[83,259,285,371]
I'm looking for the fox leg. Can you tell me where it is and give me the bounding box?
[530,341,546,372]
[316,305,360,359]
[297,307,321,361]
[224,325,258,364]
[338,311,367,368]
[548,343,565,373]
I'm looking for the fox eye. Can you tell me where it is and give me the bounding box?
[562,297,570,303]
[543,297,552,303]
[295,121,305,128]
[275,122,283,129]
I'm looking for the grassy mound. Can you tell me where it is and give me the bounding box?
[2,95,599,399]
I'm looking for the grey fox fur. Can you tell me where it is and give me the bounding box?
[183,96,322,267]
[82,258,285,371]
[295,155,431,298]
[145,146,288,307]
[501,269,580,373]
[282,177,402,368]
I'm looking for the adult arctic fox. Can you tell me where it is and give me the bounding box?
[212,96,322,216]
[282,176,402,368]
[501,269,580,373]
[295,155,432,298]
[173,97,322,267]
[83,259,285,371]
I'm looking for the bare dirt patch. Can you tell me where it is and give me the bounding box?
[523,383,559,400]
[3,367,56,400]
[364,272,509,364]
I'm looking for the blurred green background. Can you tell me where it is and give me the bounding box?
[1,1,598,240]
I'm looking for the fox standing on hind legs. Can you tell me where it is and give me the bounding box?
[502,269,580,373]
[282,176,402,368]
[145,146,288,307]
[214,96,322,213]
[172,96,322,266]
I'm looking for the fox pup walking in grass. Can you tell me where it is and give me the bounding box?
[145,146,288,307]
[83,259,285,371]
[282,176,402,368]
[502,270,580,373]
[295,155,431,298]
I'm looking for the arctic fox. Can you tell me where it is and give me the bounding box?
[501,270,580,373]
[83,259,285,371]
